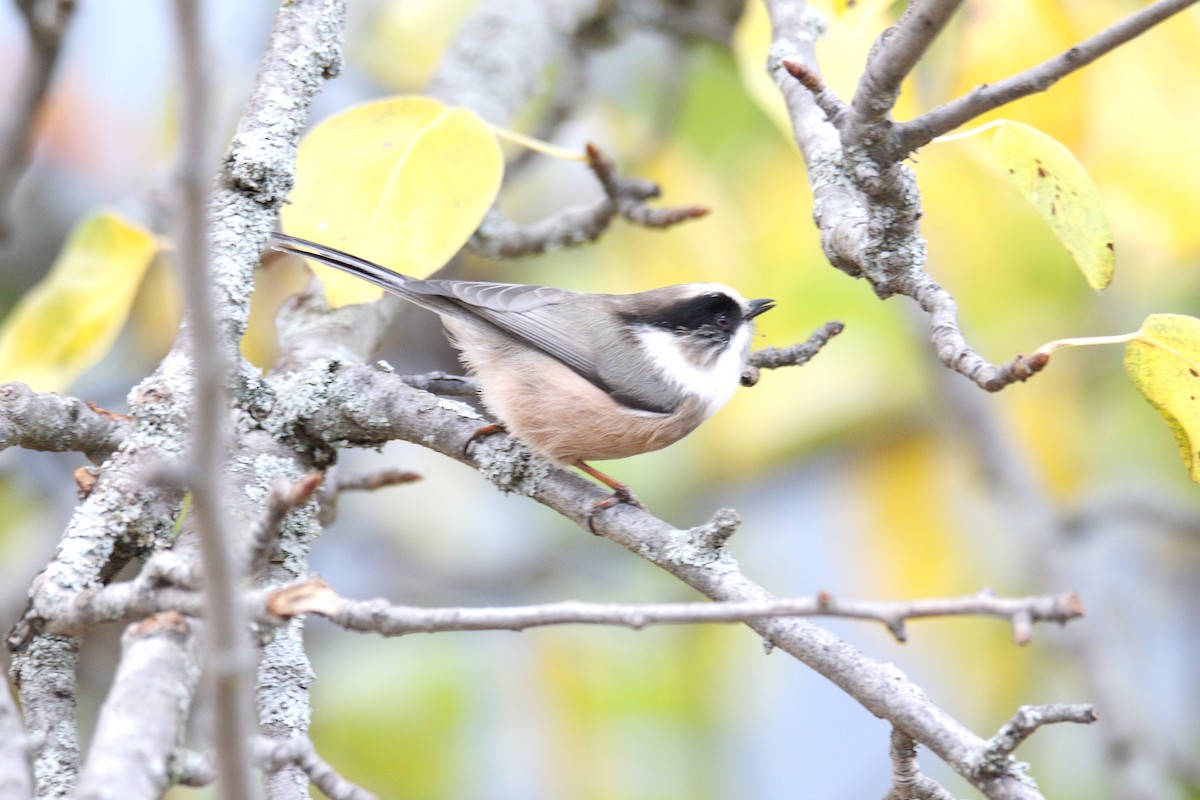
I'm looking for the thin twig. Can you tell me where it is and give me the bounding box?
[468,143,707,259]
[334,469,421,493]
[270,578,1082,642]
[0,0,75,241]
[742,320,844,386]
[892,0,1200,155]
[253,736,378,800]
[246,473,324,573]
[173,3,255,800]
[971,704,1099,778]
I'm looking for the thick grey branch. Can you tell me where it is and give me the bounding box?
[281,361,1070,798]
[767,1,1050,392]
[73,613,201,800]
[893,0,1200,154]
[0,383,128,463]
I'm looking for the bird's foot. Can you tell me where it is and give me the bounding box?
[463,422,507,458]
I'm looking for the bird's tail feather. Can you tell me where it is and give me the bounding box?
[270,232,413,296]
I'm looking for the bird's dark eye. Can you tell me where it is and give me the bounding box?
[714,313,731,330]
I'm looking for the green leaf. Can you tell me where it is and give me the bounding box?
[992,120,1114,291]
[281,96,504,307]
[0,210,157,392]
[1124,313,1200,482]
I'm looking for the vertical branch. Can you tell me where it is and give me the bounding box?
[172,2,254,799]
[0,0,75,241]
[10,635,78,796]
[0,670,31,797]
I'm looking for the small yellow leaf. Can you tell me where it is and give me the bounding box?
[1124,314,1200,481]
[992,120,1114,290]
[0,210,157,392]
[281,96,504,307]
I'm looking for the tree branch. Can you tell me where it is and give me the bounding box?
[467,143,707,259]
[883,728,955,800]
[281,360,1073,798]
[0,383,129,463]
[253,736,378,800]
[271,577,1080,644]
[73,612,200,800]
[893,0,1200,155]
[173,4,256,799]
[0,0,75,242]
[742,320,844,386]
[851,0,966,124]
[969,704,1099,779]
[0,663,33,797]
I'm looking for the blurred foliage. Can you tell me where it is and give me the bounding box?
[3,1,1200,798]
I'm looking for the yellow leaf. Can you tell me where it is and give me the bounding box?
[281,96,504,307]
[992,120,1114,290]
[1124,314,1200,482]
[0,210,157,392]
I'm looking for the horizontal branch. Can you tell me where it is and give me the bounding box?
[893,0,1200,154]
[742,320,844,386]
[268,578,1082,644]
[0,383,130,463]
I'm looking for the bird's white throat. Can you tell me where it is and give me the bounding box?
[634,325,751,418]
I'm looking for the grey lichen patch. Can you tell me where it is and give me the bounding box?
[475,436,551,496]
[659,508,742,572]
[436,396,483,421]
[262,359,341,439]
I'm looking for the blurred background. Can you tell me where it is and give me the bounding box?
[2,1,1199,798]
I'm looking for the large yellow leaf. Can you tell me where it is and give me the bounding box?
[0,210,157,392]
[281,96,504,307]
[992,120,1114,290]
[1124,314,1200,482]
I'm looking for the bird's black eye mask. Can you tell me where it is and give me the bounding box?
[622,292,743,336]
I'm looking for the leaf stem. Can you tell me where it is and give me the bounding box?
[1035,331,1140,356]
[488,124,587,162]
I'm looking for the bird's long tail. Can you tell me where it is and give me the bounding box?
[270,232,414,296]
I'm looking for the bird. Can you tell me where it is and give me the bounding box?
[271,232,774,511]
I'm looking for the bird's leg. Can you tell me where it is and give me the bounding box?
[462,422,507,458]
[575,461,646,512]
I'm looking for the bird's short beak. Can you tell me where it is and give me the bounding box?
[746,298,775,320]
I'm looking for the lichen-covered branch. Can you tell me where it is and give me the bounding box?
[0,383,129,463]
[764,1,1185,392]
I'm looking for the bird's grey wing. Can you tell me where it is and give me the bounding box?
[406,279,602,381]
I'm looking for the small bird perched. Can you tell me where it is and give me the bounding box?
[272,232,774,510]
